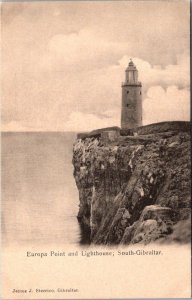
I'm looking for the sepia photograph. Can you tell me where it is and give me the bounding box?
[1,0,191,299]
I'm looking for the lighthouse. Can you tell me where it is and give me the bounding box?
[121,59,142,129]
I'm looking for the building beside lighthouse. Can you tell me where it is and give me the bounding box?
[121,59,142,129]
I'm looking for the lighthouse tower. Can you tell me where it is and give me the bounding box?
[121,59,142,129]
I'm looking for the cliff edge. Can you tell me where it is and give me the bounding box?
[72,121,191,245]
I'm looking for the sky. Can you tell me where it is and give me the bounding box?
[1,0,190,132]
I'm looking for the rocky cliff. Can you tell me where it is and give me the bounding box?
[72,122,191,245]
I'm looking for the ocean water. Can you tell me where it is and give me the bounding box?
[1,132,82,246]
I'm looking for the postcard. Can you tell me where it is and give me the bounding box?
[1,0,191,299]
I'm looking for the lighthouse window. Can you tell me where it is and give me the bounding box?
[140,91,142,95]
[126,104,129,107]
[127,91,129,94]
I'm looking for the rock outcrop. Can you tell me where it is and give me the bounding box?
[72,121,191,245]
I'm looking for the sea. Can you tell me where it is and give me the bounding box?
[1,132,83,247]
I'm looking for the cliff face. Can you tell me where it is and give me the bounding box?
[72,122,191,245]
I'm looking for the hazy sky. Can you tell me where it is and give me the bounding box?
[1,0,190,132]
